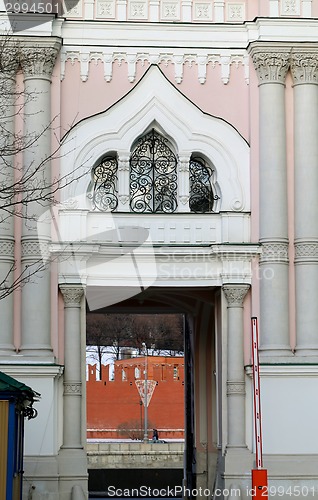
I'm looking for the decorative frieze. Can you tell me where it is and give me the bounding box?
[128,0,148,19]
[281,0,300,15]
[250,49,290,85]
[227,381,245,395]
[161,0,180,19]
[96,0,116,18]
[294,241,318,263]
[21,238,50,261]
[64,382,82,395]
[193,2,212,20]
[227,3,245,22]
[290,52,318,85]
[259,241,289,264]
[0,239,15,259]
[63,0,83,16]
[60,48,249,85]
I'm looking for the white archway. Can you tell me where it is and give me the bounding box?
[60,64,250,214]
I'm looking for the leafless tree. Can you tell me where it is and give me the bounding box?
[86,312,184,378]
[0,34,86,300]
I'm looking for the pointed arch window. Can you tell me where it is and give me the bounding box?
[129,129,178,213]
[189,156,219,213]
[88,155,118,212]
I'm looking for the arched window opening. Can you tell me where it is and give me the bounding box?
[129,129,178,213]
[88,155,118,211]
[189,156,219,213]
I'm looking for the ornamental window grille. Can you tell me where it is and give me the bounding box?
[129,129,178,213]
[88,155,118,211]
[189,156,219,213]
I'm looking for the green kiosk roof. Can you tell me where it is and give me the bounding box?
[0,371,40,400]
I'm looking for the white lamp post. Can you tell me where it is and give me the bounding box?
[142,342,148,442]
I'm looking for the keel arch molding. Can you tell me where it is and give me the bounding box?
[60,64,250,213]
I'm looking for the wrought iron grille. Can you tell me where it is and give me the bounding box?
[189,157,219,213]
[130,129,178,213]
[88,156,118,211]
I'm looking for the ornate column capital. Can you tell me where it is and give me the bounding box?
[60,285,84,307]
[0,43,19,78]
[118,153,130,171]
[290,51,318,85]
[223,284,250,307]
[20,39,61,81]
[248,44,290,85]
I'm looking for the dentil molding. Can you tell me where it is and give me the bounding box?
[60,47,250,85]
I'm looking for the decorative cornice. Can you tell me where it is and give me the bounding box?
[60,285,84,306]
[223,284,249,307]
[290,52,318,85]
[294,240,318,263]
[249,49,290,85]
[259,241,289,264]
[60,47,249,85]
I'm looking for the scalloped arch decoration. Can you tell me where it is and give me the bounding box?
[60,65,250,212]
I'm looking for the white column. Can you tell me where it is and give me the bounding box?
[19,40,61,358]
[118,153,130,211]
[59,285,87,500]
[291,49,318,355]
[0,46,18,354]
[223,284,249,448]
[178,154,191,212]
[60,286,84,448]
[249,44,291,356]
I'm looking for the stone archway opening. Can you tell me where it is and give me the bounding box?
[85,286,222,497]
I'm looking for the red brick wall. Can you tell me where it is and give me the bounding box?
[86,357,184,439]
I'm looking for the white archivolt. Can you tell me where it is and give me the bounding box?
[60,64,250,212]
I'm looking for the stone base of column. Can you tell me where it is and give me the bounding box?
[58,448,88,500]
[259,345,293,359]
[23,455,59,500]
[18,346,55,362]
[223,447,253,499]
[0,344,15,354]
[295,348,318,358]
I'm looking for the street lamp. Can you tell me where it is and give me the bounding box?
[142,342,148,442]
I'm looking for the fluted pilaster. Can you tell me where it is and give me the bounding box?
[291,47,318,355]
[249,43,291,356]
[223,284,249,448]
